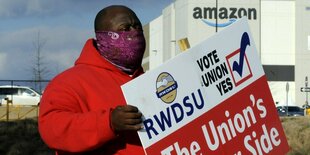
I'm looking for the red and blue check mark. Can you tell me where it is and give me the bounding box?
[232,32,250,77]
[226,32,253,87]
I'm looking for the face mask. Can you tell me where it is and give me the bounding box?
[95,30,146,74]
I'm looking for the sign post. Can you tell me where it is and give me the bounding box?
[301,76,309,106]
[301,87,310,92]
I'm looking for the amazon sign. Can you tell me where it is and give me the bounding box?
[193,7,257,27]
[189,0,259,29]
[185,0,260,53]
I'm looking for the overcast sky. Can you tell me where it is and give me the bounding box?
[0,0,172,80]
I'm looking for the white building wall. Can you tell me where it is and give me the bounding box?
[268,81,296,106]
[174,0,190,54]
[149,16,164,69]
[295,0,310,106]
[261,0,296,106]
[261,0,295,65]
[187,0,219,47]
[162,4,176,62]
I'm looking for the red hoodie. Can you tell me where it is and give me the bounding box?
[39,39,145,155]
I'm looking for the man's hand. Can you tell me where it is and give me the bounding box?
[111,105,143,132]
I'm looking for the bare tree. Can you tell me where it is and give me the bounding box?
[31,31,49,93]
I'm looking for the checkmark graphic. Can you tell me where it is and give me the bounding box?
[232,32,250,77]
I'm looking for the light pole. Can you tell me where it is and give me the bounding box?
[286,82,289,116]
[306,76,308,106]
[216,0,218,32]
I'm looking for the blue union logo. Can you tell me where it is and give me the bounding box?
[156,72,178,104]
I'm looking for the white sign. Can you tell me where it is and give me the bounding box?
[122,18,289,155]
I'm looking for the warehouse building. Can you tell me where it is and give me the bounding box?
[142,0,310,107]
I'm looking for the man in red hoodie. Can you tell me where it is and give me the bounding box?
[39,5,146,155]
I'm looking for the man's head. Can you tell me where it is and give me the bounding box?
[94,5,146,74]
[94,5,142,32]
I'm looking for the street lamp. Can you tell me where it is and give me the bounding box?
[306,76,308,106]
[216,0,218,32]
[286,82,289,116]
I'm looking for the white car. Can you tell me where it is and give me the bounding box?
[0,85,41,106]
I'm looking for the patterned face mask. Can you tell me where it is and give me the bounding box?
[95,30,146,74]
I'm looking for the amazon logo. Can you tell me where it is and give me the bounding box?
[193,7,257,27]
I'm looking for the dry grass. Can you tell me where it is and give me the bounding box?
[281,116,310,155]
[0,119,53,155]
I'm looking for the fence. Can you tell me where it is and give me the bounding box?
[0,80,50,121]
[0,104,39,121]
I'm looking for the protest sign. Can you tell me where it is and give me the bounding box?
[121,18,289,155]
